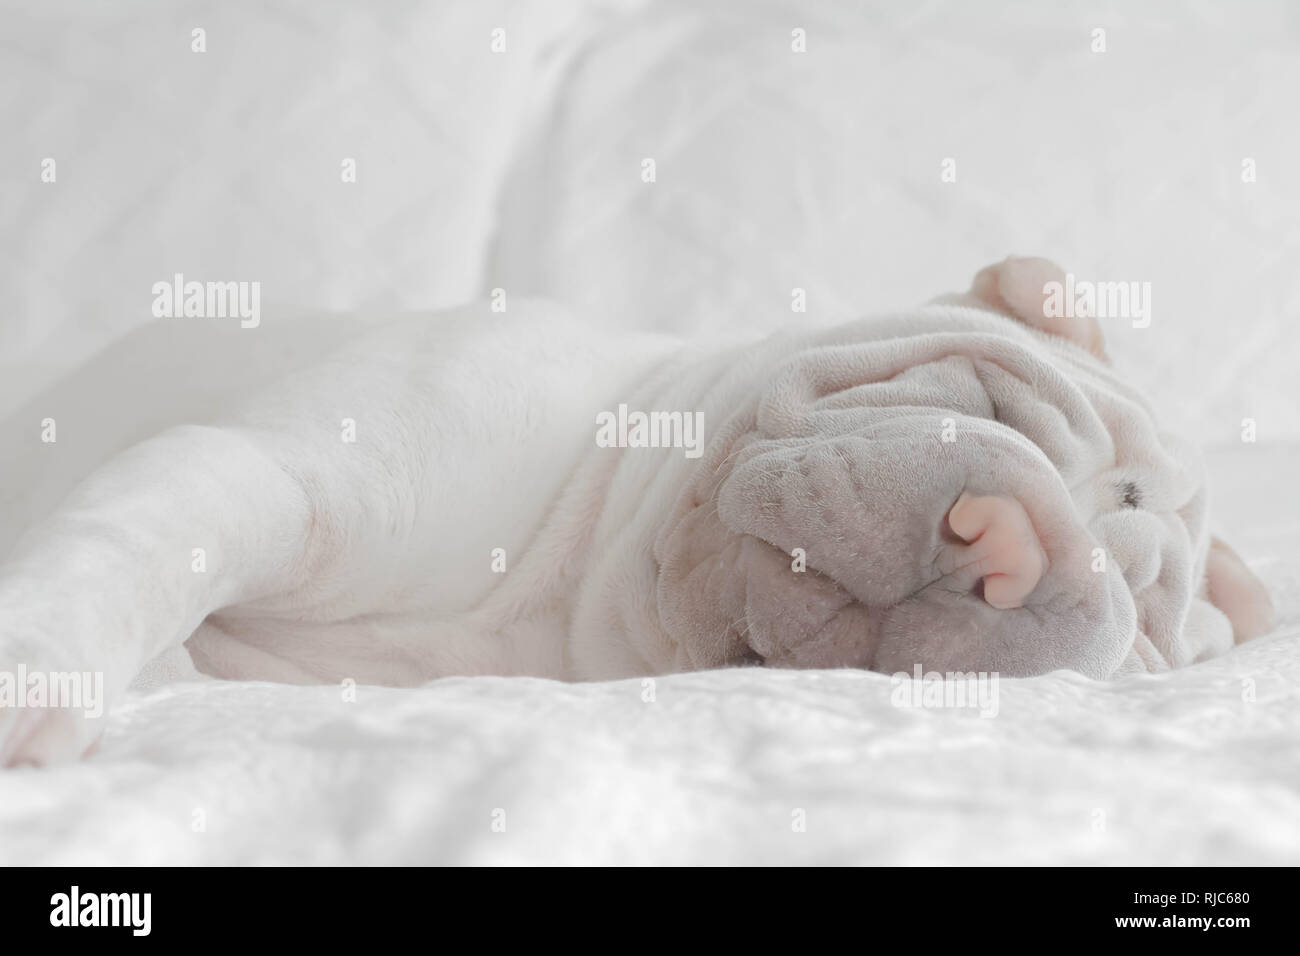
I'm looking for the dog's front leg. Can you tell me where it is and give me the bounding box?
[0,424,313,765]
[0,305,654,764]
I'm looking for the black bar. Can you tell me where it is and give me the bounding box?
[0,866,1284,941]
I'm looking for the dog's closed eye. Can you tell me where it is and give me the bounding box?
[1119,480,1142,510]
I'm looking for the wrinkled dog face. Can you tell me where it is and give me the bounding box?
[654,306,1241,680]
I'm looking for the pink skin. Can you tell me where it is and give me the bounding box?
[944,492,1047,609]
[970,256,1108,360]
[1206,536,1275,642]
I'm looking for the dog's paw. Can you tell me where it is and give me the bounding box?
[0,631,111,767]
[0,703,100,767]
[941,492,1048,609]
[1205,535,1275,643]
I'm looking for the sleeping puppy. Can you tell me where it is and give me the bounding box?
[0,257,1274,764]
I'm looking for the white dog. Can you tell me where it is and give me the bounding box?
[0,257,1273,765]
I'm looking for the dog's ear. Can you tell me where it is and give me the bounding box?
[969,256,1108,361]
[1205,535,1275,643]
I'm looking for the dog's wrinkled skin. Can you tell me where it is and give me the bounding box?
[0,258,1274,765]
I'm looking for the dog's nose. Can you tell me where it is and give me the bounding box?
[944,492,1047,609]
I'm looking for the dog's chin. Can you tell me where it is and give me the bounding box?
[657,521,1036,677]
[656,512,889,673]
[664,543,1139,680]
[729,586,1028,677]
[735,599,885,670]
